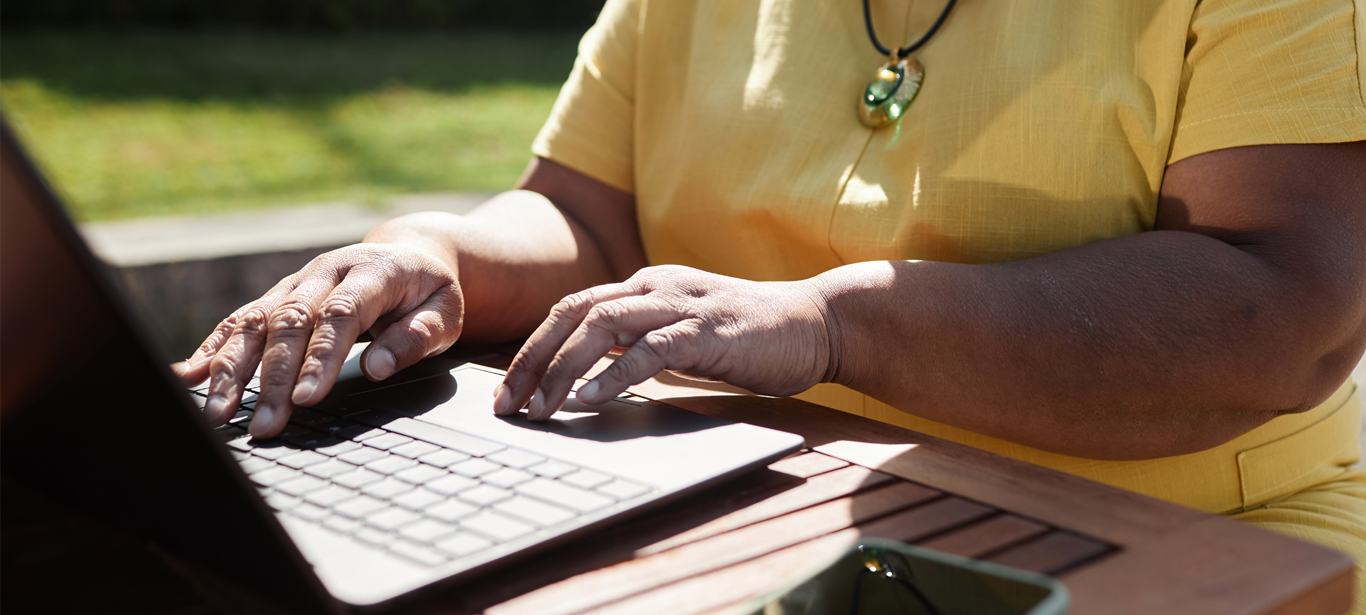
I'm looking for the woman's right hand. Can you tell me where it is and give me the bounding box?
[175,240,465,439]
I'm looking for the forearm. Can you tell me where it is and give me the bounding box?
[365,190,617,343]
[812,229,1366,459]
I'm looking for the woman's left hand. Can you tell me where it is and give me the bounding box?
[492,265,833,420]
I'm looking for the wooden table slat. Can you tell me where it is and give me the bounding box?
[914,513,1052,559]
[856,496,997,545]
[487,482,940,615]
[984,531,1114,575]
[767,451,850,479]
[639,464,898,556]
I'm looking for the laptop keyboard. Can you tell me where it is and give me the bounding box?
[192,380,656,568]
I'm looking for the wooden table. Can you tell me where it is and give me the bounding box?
[1,357,1355,615]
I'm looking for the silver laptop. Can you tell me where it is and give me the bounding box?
[0,120,804,612]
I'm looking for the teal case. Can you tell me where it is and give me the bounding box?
[734,537,1070,615]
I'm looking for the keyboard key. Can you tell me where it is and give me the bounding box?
[487,449,545,469]
[238,457,275,474]
[265,492,301,511]
[227,436,255,452]
[323,515,363,534]
[424,499,479,523]
[283,433,338,450]
[333,495,388,519]
[348,409,405,428]
[397,519,455,543]
[213,425,249,443]
[393,465,446,485]
[363,433,415,451]
[385,418,505,457]
[332,468,385,489]
[230,449,251,461]
[353,527,395,546]
[482,468,534,489]
[434,532,493,557]
[302,459,359,479]
[390,441,442,459]
[417,449,471,468]
[391,488,445,511]
[277,424,311,439]
[276,475,329,496]
[492,495,576,527]
[248,443,295,460]
[460,510,534,542]
[303,485,358,508]
[290,502,330,521]
[366,507,422,531]
[527,459,577,479]
[457,484,514,507]
[362,478,416,500]
[287,409,332,425]
[251,466,302,487]
[450,458,501,478]
[515,479,614,513]
[336,425,385,441]
[311,418,360,436]
[365,454,418,475]
[425,474,479,496]
[315,440,362,457]
[277,450,329,469]
[338,447,388,466]
[388,540,449,567]
[595,479,652,501]
[561,469,612,489]
[228,410,253,426]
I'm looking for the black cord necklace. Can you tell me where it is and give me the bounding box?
[857,0,959,128]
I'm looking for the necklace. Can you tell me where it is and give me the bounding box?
[858,0,958,128]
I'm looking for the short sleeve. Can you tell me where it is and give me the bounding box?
[1168,0,1366,164]
[530,0,640,193]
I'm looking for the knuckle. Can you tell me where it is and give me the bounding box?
[318,294,361,322]
[552,292,594,320]
[233,306,271,335]
[585,302,628,331]
[268,303,315,335]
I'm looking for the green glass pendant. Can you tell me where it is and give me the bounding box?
[857,56,923,128]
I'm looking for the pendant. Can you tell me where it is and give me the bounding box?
[857,55,923,129]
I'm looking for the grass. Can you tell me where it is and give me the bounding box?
[0,29,581,221]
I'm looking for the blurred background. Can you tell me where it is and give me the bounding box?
[2,0,597,221]
[1,0,600,356]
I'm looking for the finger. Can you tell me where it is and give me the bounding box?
[527,297,682,420]
[286,266,429,409]
[249,276,344,438]
[576,320,707,406]
[363,283,464,383]
[496,283,638,415]
[203,303,274,427]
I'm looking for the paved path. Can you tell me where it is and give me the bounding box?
[80,192,491,267]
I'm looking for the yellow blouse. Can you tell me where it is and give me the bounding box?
[532,0,1366,514]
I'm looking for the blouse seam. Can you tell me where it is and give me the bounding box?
[1177,106,1365,130]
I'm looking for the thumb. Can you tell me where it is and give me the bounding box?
[363,284,464,381]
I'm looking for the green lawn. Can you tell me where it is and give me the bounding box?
[0,30,580,221]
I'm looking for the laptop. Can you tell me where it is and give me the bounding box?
[0,120,805,613]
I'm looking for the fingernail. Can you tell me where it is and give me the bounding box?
[205,396,231,425]
[365,348,396,380]
[577,380,600,402]
[492,384,513,415]
[249,404,276,439]
[527,388,547,420]
[292,375,317,405]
